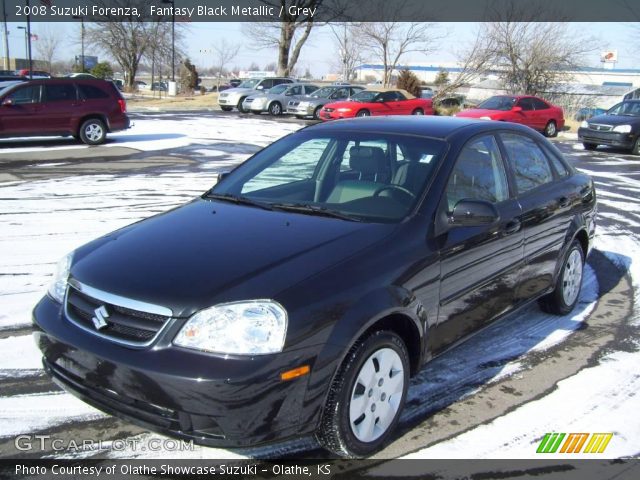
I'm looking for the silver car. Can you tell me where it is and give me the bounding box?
[287,85,365,120]
[242,83,319,116]
[218,77,294,113]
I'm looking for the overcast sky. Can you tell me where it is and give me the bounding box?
[4,22,639,76]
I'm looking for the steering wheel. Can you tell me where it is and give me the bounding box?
[373,185,416,201]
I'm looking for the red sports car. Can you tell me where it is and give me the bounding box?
[320,89,433,120]
[456,95,565,137]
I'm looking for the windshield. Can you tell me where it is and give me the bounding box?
[477,96,517,111]
[268,84,289,95]
[607,101,640,117]
[238,78,261,89]
[310,86,337,98]
[210,131,446,223]
[350,91,379,102]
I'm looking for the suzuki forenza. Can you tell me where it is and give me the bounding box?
[34,117,596,457]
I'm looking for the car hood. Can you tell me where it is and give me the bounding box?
[323,100,359,109]
[456,109,506,118]
[71,199,395,318]
[586,114,640,127]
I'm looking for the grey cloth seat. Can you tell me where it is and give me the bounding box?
[327,146,389,203]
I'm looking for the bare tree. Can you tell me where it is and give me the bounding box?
[34,25,62,73]
[211,40,241,90]
[329,23,364,81]
[243,0,325,77]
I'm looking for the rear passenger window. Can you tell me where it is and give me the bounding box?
[501,133,554,194]
[446,135,509,211]
[78,84,109,99]
[44,84,76,102]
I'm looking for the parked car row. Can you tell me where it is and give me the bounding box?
[0,78,130,145]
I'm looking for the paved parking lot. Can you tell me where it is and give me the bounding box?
[0,113,638,459]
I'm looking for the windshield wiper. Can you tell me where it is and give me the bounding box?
[204,192,273,210]
[270,203,361,222]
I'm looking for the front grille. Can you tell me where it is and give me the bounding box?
[219,92,228,98]
[244,98,253,104]
[65,285,170,345]
[587,123,613,132]
[288,101,299,107]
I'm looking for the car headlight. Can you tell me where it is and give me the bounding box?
[613,124,632,133]
[336,108,352,112]
[580,120,589,128]
[48,252,73,303]
[174,300,287,355]
[479,116,492,120]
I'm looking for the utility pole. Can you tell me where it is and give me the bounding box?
[26,0,32,77]
[1,0,9,70]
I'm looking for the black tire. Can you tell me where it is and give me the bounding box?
[268,101,283,116]
[539,240,584,315]
[316,330,409,458]
[356,110,370,117]
[220,106,233,112]
[295,115,304,120]
[583,143,598,151]
[78,118,107,145]
[544,120,558,137]
[237,97,248,113]
[313,106,323,120]
[631,137,640,156]
[412,108,424,115]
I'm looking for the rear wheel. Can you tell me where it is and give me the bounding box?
[539,240,584,315]
[220,106,233,112]
[316,331,409,458]
[412,108,424,115]
[583,143,598,151]
[313,106,323,120]
[356,110,370,117]
[544,120,558,137]
[269,102,282,116]
[78,118,107,145]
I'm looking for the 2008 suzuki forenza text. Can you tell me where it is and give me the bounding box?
[33,117,596,458]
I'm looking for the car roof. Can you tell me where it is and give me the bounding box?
[303,116,539,140]
[362,87,416,99]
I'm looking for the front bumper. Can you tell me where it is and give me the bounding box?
[287,105,314,116]
[218,95,240,107]
[320,110,353,121]
[32,295,318,447]
[578,128,636,148]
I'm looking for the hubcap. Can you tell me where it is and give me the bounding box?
[349,347,404,443]
[562,249,583,306]
[414,110,424,115]
[272,104,281,115]
[547,122,556,136]
[85,124,103,142]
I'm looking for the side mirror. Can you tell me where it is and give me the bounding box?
[512,106,523,113]
[449,199,499,227]
[217,171,230,183]
[256,85,264,90]
[1,98,13,107]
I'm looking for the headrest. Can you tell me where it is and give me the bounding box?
[349,146,387,175]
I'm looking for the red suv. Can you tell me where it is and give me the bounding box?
[0,79,130,145]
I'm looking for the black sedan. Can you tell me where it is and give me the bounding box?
[578,100,640,155]
[33,117,596,458]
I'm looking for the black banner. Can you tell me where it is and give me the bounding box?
[2,0,640,22]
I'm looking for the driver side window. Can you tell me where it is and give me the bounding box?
[445,135,509,211]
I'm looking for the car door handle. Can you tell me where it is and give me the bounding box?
[558,196,570,208]
[504,219,521,235]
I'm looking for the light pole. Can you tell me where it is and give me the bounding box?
[1,0,9,70]
[73,15,85,72]
[16,26,27,68]
[161,0,175,82]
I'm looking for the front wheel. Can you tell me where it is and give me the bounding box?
[237,98,248,113]
[544,120,558,137]
[539,240,584,315]
[412,108,424,115]
[220,106,233,112]
[79,118,107,145]
[313,105,323,120]
[356,110,370,117]
[631,137,640,156]
[583,143,598,151]
[268,102,282,116]
[316,331,409,458]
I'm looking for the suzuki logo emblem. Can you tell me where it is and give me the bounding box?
[91,305,109,330]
